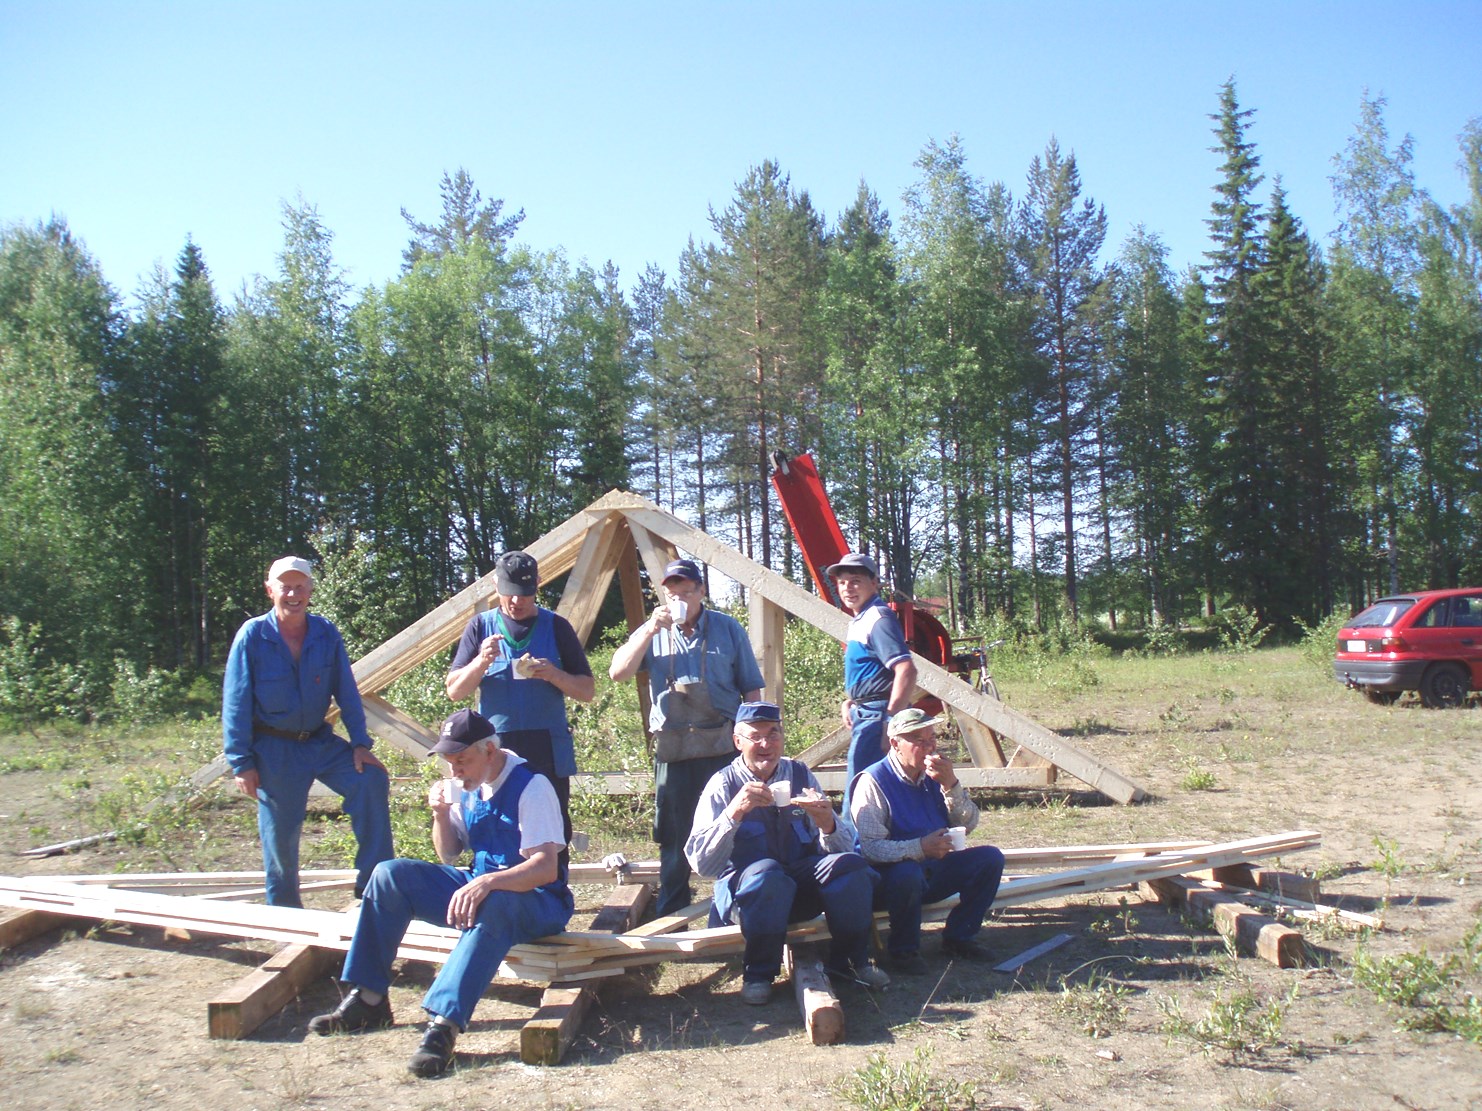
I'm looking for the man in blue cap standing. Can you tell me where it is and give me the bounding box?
[686,701,887,1004]
[608,557,765,916]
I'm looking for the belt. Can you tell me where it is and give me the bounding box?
[253,722,326,742]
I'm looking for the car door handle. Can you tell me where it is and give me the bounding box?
[1463,639,1475,646]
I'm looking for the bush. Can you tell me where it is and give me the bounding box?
[0,616,98,725]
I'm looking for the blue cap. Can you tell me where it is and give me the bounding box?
[662,558,703,584]
[735,700,781,724]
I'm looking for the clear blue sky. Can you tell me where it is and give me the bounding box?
[3,1,1479,303]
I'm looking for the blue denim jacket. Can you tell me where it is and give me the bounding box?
[222,610,371,774]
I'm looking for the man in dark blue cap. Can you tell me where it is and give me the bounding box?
[308,709,573,1078]
[446,549,595,851]
[686,701,887,1005]
[826,552,917,814]
[609,557,765,916]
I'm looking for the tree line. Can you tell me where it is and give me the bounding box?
[2,82,1479,711]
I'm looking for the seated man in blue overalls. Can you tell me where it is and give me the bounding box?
[849,707,1005,975]
[308,709,573,1078]
[685,700,887,1005]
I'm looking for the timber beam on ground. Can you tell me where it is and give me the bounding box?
[0,831,1320,989]
[1138,876,1310,967]
[521,881,655,1065]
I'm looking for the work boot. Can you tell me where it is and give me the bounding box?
[307,988,392,1035]
[740,979,773,1005]
[408,1018,458,1078]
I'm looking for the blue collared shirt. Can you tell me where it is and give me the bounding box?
[222,610,371,774]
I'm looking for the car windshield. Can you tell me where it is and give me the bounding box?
[1349,599,1415,628]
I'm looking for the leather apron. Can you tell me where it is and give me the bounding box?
[651,615,735,763]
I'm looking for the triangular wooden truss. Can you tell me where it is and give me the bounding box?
[191,490,1145,804]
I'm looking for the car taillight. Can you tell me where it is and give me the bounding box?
[1380,636,1407,651]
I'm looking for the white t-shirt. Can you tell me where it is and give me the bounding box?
[443,751,565,856]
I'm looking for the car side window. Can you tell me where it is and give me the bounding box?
[1413,603,1443,629]
[1454,596,1482,628]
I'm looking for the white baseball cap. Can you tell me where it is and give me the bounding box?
[267,556,314,582]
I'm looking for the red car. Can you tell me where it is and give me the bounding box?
[1334,588,1482,707]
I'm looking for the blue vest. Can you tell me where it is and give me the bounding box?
[862,758,950,841]
[462,762,569,898]
[713,759,821,882]
[476,607,576,776]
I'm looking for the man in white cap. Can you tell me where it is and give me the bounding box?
[308,709,573,1078]
[608,557,764,916]
[222,556,394,907]
[826,551,917,813]
[686,701,887,1005]
[446,549,595,851]
[849,707,1004,974]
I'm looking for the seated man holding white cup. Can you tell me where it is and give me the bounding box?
[686,701,886,1004]
[849,707,1005,975]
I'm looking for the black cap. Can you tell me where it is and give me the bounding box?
[430,709,497,755]
[662,558,703,585]
[495,550,538,596]
[735,700,781,725]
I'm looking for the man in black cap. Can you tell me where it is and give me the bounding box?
[826,551,917,814]
[308,709,574,1078]
[686,701,886,1005]
[446,549,595,847]
[608,557,765,916]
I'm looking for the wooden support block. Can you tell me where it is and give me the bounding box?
[520,883,653,1065]
[208,943,339,1039]
[1142,877,1307,968]
[1189,865,1320,904]
[785,944,844,1046]
[0,908,85,949]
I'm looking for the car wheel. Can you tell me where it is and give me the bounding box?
[1363,689,1400,706]
[1419,663,1469,709]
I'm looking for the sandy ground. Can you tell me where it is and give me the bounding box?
[2,647,1481,1110]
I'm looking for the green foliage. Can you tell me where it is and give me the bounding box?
[0,617,97,724]
[1351,919,1482,1042]
[1055,968,1133,1037]
[1158,981,1298,1060]
[834,1046,980,1111]
[1180,760,1218,791]
[1295,609,1349,674]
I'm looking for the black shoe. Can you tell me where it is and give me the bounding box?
[941,936,993,963]
[408,1019,458,1078]
[887,951,929,976]
[307,988,393,1036]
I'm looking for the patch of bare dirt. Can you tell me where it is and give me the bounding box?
[3,647,1481,1110]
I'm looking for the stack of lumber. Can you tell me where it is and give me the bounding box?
[0,831,1318,981]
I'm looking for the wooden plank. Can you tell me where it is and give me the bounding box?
[555,511,627,644]
[1188,865,1320,904]
[993,932,1074,974]
[749,594,787,706]
[208,943,339,1039]
[1140,877,1309,967]
[615,527,655,730]
[521,882,653,1065]
[793,723,851,769]
[786,943,844,1045]
[0,908,85,949]
[957,715,1007,768]
[359,693,438,759]
[626,520,679,592]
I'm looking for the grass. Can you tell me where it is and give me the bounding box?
[1158,980,1300,1061]
[834,1046,981,1111]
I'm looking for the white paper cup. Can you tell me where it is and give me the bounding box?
[947,826,967,851]
[668,598,688,623]
[769,782,792,807]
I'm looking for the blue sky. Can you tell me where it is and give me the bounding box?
[3,1,1479,304]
